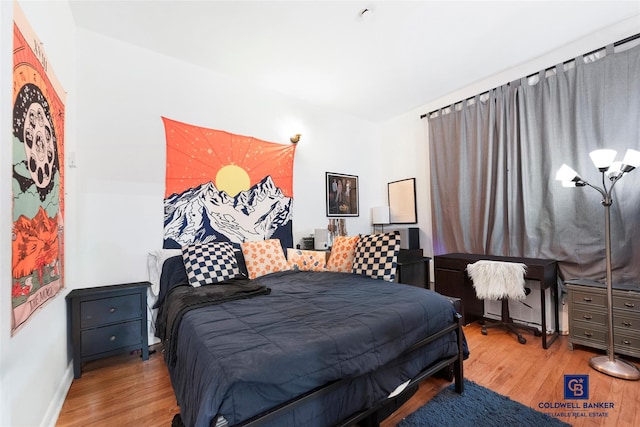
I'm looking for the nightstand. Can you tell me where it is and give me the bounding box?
[66,282,150,378]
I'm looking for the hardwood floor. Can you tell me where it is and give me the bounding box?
[56,323,640,427]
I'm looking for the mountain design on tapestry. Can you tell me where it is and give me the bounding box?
[164,175,292,248]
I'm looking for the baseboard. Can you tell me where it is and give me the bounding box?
[40,362,73,427]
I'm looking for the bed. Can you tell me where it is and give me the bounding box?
[153,237,468,427]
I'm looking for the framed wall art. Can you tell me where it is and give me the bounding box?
[326,172,359,217]
[388,178,417,224]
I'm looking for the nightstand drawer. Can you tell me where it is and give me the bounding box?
[81,320,142,357]
[80,294,142,328]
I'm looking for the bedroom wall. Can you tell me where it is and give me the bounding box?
[2,1,385,426]
[72,28,385,287]
[1,2,77,427]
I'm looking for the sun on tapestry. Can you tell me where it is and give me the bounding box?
[162,117,296,250]
[11,4,66,334]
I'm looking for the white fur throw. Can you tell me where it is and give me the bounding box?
[466,260,527,301]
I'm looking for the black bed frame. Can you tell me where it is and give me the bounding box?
[234,313,465,427]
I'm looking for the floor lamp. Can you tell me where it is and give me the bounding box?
[556,148,640,380]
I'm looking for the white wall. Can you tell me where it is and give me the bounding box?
[72,28,385,287]
[1,2,385,426]
[1,2,76,427]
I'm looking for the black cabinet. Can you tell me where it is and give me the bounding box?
[395,249,430,288]
[66,282,150,378]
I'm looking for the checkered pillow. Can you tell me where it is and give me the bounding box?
[352,232,400,282]
[181,242,240,287]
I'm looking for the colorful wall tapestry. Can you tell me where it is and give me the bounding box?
[11,4,66,334]
[162,117,296,250]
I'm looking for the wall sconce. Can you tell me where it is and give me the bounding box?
[290,134,301,143]
[556,148,640,381]
[371,206,390,233]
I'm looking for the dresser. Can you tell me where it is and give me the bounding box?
[66,282,150,378]
[566,279,640,358]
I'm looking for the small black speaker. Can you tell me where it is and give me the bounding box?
[405,227,419,249]
[390,227,420,249]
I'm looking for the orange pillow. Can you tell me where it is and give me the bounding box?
[287,249,327,272]
[326,235,359,273]
[241,239,290,279]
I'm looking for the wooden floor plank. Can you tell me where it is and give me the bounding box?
[56,323,640,427]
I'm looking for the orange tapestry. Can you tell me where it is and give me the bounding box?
[11,4,66,334]
[162,117,296,249]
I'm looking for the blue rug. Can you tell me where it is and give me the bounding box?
[398,379,570,427]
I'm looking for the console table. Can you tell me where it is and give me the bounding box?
[434,253,559,349]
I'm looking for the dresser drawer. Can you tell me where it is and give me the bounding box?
[614,330,640,355]
[615,312,639,331]
[572,307,606,326]
[571,289,606,308]
[80,294,142,329]
[613,294,640,314]
[571,321,606,344]
[81,320,142,357]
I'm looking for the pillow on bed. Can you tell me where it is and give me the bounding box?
[325,235,359,272]
[286,249,327,272]
[181,242,241,287]
[352,231,400,282]
[241,239,291,279]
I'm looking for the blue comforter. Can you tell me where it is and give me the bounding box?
[162,270,464,427]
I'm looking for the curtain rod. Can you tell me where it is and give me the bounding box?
[419,32,640,120]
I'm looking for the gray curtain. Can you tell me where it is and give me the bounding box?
[428,42,640,284]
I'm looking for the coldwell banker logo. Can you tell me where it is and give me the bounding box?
[539,374,614,420]
[564,374,589,399]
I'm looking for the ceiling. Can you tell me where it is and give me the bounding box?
[68,1,640,122]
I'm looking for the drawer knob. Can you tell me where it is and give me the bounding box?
[109,307,116,313]
[583,297,593,302]
[110,335,117,341]
[624,302,635,308]
[583,315,593,320]
[622,321,632,327]
[583,331,593,338]
[622,340,631,346]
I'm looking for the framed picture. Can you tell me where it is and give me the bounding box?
[388,178,417,224]
[326,172,359,217]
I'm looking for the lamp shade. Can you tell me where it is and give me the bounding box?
[622,148,640,172]
[606,161,623,179]
[555,164,580,182]
[371,206,390,225]
[589,149,617,171]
